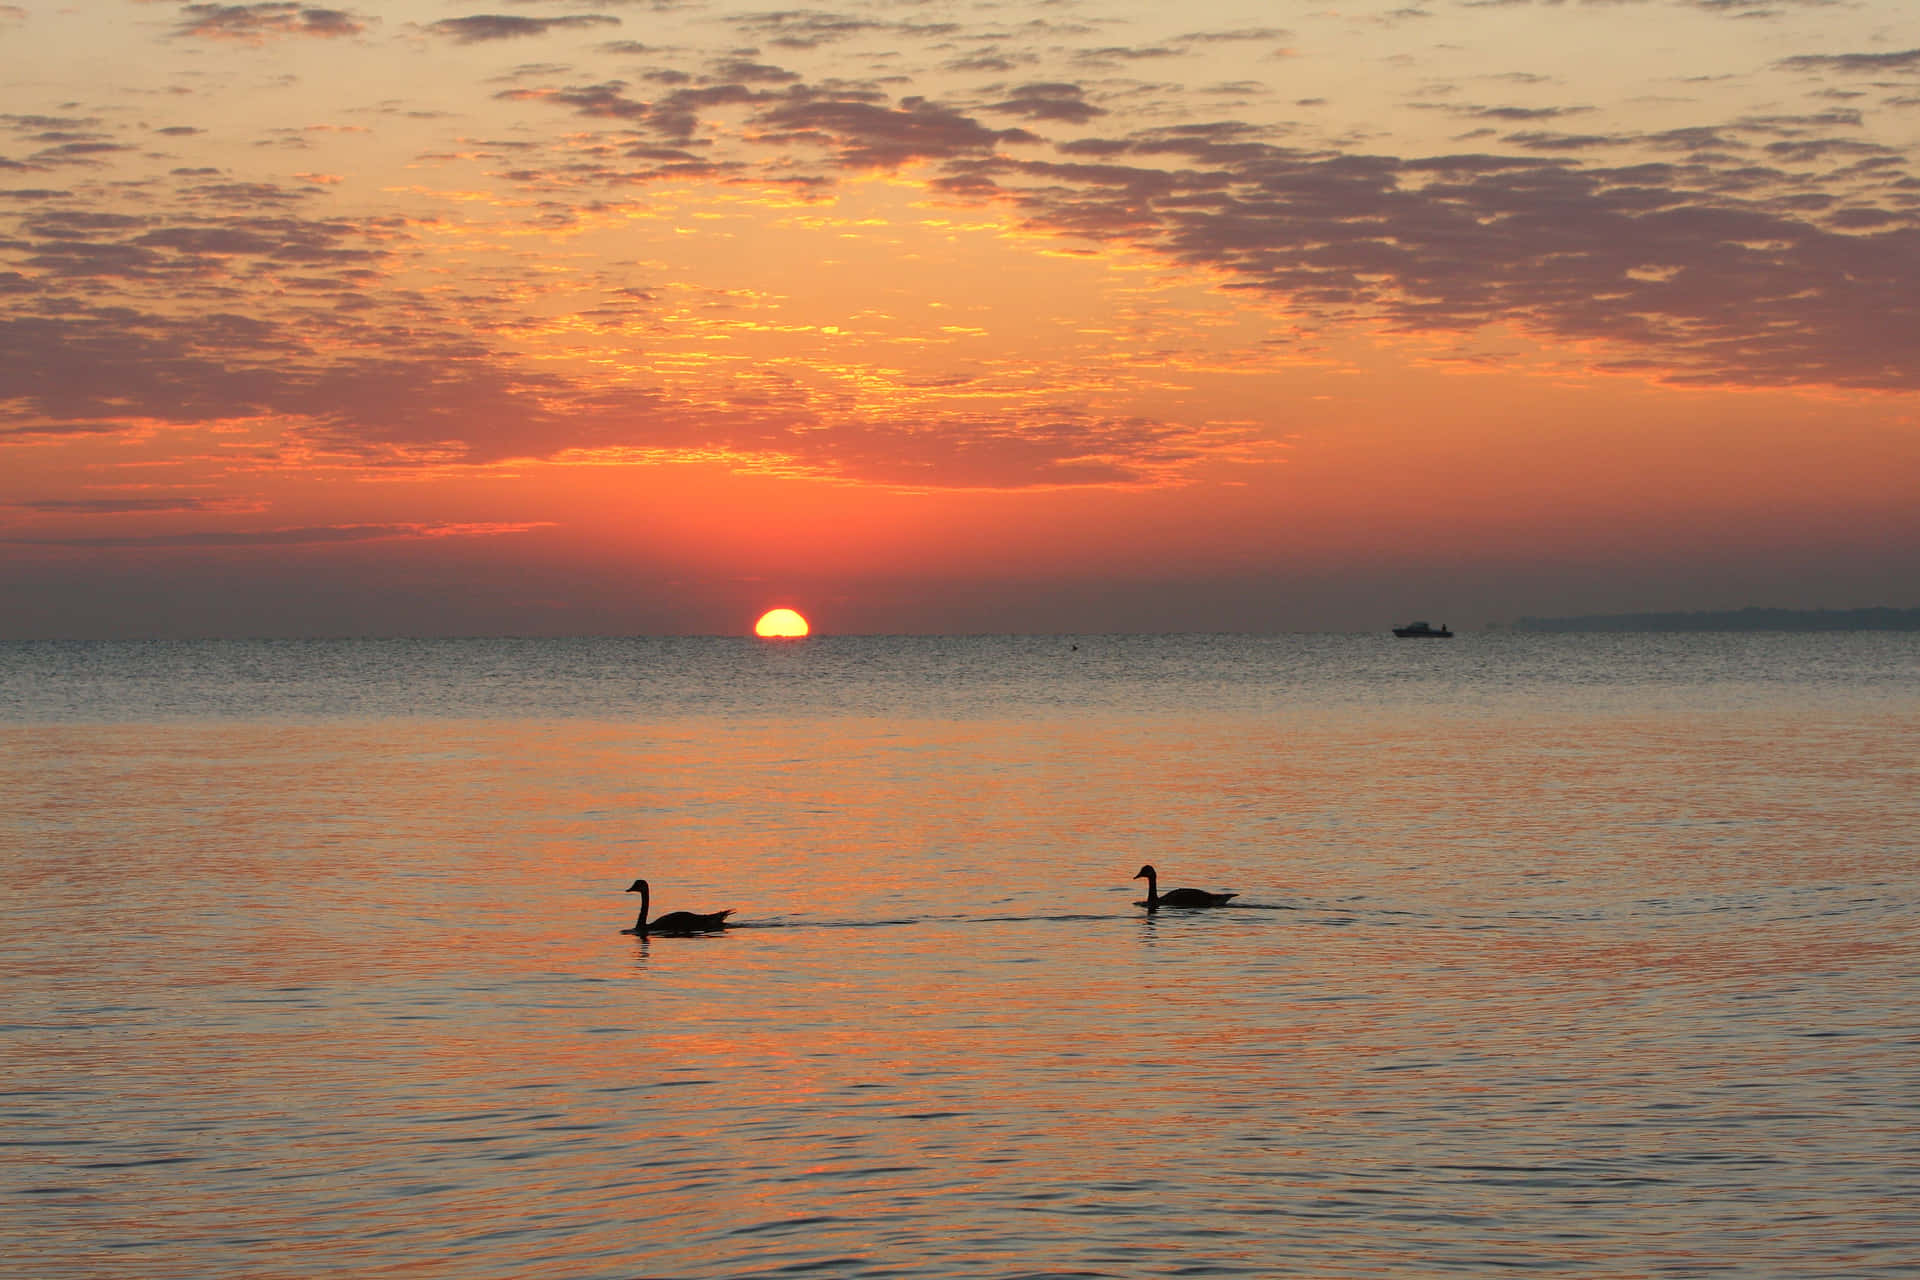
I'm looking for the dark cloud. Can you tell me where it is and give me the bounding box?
[172,4,368,43]
[752,93,1041,169]
[725,11,959,51]
[1764,138,1901,165]
[21,139,137,170]
[1,114,99,133]
[1734,110,1864,136]
[499,79,778,147]
[942,52,1033,76]
[1503,131,1629,151]
[989,129,1920,390]
[1642,127,1748,153]
[1438,104,1594,122]
[0,246,1239,487]
[499,80,654,123]
[20,210,148,237]
[1469,0,1843,12]
[711,59,802,85]
[180,181,322,207]
[1777,48,1920,75]
[504,76,1046,171]
[729,11,879,49]
[1071,45,1184,67]
[427,14,621,44]
[0,523,549,549]
[8,497,248,515]
[490,62,575,84]
[980,83,1106,126]
[1684,0,1840,14]
[4,10,1916,497]
[0,307,318,425]
[1176,28,1293,45]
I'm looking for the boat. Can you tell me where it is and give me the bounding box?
[1393,620,1453,638]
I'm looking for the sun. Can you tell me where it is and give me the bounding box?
[753,607,810,638]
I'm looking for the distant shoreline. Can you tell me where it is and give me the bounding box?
[1505,606,1920,633]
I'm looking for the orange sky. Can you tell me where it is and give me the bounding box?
[2,0,1917,635]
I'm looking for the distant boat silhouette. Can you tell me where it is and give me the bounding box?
[1393,620,1453,638]
[1133,864,1237,910]
[621,878,733,936]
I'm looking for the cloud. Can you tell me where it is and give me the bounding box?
[981,83,1107,126]
[751,92,1041,170]
[426,14,622,44]
[7,497,254,515]
[989,128,1920,390]
[498,80,655,122]
[0,115,137,170]
[711,59,802,86]
[724,11,959,51]
[1502,130,1630,151]
[0,522,554,548]
[171,4,368,43]
[1465,0,1844,12]
[12,206,380,284]
[727,11,881,50]
[1776,48,1920,75]
[782,410,1234,489]
[498,78,775,147]
[0,255,1252,488]
[1175,28,1293,45]
[4,2,1917,502]
[1071,45,1185,67]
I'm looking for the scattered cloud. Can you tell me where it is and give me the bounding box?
[171,4,368,43]
[1777,48,1920,74]
[724,11,959,51]
[751,93,1041,170]
[0,522,555,548]
[426,14,622,44]
[3,0,1917,501]
[7,496,256,515]
[981,83,1107,126]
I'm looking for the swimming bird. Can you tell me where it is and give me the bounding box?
[1133,864,1237,910]
[621,878,733,936]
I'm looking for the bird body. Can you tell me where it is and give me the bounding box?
[1132,863,1236,910]
[622,878,733,935]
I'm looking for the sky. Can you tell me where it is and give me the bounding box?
[2,0,1916,637]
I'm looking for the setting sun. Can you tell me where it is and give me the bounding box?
[753,608,810,639]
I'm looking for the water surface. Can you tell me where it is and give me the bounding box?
[5,634,1917,1277]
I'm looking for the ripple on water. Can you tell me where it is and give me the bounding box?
[6,637,1919,1278]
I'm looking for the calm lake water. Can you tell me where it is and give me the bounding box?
[5,634,1918,1278]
